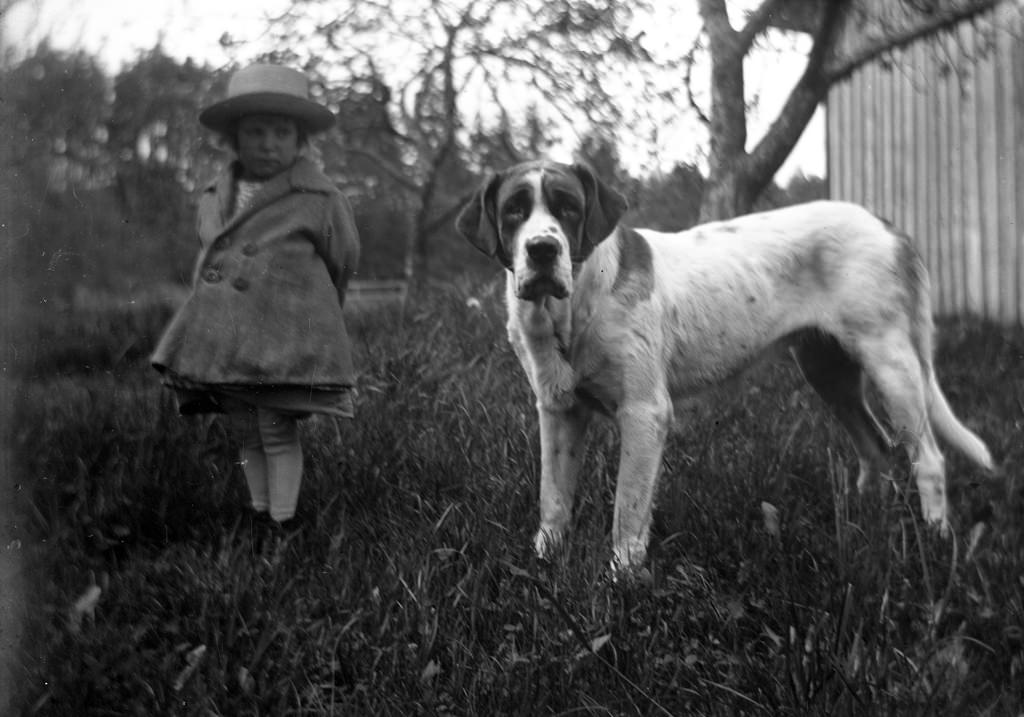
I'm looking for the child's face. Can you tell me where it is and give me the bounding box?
[236,115,301,179]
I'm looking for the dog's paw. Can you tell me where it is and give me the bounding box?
[533,527,565,561]
[931,515,952,539]
[919,503,951,538]
[918,492,950,536]
[610,538,649,574]
[607,562,653,587]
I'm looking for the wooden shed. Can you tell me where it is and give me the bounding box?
[826,0,1024,325]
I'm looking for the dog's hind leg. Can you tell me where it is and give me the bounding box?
[535,404,591,560]
[611,394,673,570]
[857,332,950,532]
[925,369,994,471]
[792,332,891,494]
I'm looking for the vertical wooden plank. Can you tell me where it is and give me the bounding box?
[915,38,939,312]
[852,67,866,205]
[996,3,1020,325]
[829,78,846,201]
[876,60,888,216]
[1015,6,1024,325]
[890,56,901,223]
[832,78,844,201]
[880,59,888,216]
[944,28,964,315]
[900,44,922,308]
[864,61,877,212]
[934,31,952,316]
[975,11,1000,321]
[880,58,893,220]
[830,80,841,200]
[901,46,917,243]
[831,79,843,199]
[841,77,855,202]
[860,62,868,209]
[892,53,902,225]
[826,84,836,199]
[900,47,915,237]
[963,20,985,316]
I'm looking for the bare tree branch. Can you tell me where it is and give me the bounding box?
[824,0,1001,82]
[745,1,846,190]
[683,39,710,127]
[737,0,791,51]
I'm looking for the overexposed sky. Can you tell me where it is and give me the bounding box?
[1,0,825,180]
[2,0,291,70]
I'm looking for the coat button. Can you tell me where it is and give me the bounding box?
[232,277,250,291]
[241,244,258,256]
[202,268,221,282]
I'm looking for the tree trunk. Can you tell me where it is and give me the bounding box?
[700,170,756,222]
[697,0,847,221]
[695,0,999,222]
[698,0,751,222]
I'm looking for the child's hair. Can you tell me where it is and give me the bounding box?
[220,117,311,152]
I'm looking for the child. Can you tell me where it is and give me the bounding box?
[152,63,360,527]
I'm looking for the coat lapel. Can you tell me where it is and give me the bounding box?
[199,158,335,243]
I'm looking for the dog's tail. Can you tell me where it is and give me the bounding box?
[902,233,994,472]
[926,371,995,471]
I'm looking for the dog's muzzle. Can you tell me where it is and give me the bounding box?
[517,235,569,301]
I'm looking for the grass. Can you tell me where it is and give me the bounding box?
[5,277,1024,716]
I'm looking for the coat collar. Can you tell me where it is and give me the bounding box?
[202,157,335,238]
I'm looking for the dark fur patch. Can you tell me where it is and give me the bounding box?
[575,378,619,417]
[876,217,929,367]
[783,238,833,290]
[892,226,929,367]
[612,227,654,304]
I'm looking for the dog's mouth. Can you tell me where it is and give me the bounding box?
[516,274,569,301]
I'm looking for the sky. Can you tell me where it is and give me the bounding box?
[1,0,826,180]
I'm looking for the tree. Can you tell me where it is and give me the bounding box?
[0,46,222,300]
[237,0,681,278]
[630,163,705,231]
[2,45,114,301]
[695,0,1002,221]
[108,48,218,283]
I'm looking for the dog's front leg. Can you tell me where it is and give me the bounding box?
[611,397,672,571]
[535,403,590,559]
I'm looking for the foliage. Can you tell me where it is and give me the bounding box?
[248,0,685,275]
[2,44,112,187]
[693,0,1005,220]
[0,39,828,308]
[7,281,1024,715]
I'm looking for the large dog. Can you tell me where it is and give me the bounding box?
[456,160,994,570]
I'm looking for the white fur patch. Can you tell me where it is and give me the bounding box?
[510,170,574,300]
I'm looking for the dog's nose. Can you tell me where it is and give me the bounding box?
[526,238,560,263]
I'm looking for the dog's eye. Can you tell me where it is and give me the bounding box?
[554,204,580,220]
[502,205,526,221]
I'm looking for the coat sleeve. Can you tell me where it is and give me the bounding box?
[321,190,361,310]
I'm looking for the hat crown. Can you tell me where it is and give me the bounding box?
[227,64,310,100]
[199,63,334,133]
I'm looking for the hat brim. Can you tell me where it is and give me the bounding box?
[199,92,335,133]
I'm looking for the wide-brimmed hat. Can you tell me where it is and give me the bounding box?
[199,64,335,134]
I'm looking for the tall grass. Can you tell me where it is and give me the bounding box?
[7,278,1024,715]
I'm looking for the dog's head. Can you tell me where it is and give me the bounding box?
[456,161,628,301]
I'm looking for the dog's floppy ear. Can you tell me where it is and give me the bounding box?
[571,162,628,254]
[456,172,510,267]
